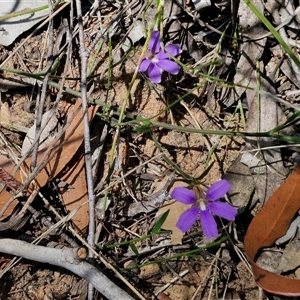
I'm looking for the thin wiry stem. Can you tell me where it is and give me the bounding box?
[74,1,96,299]
[30,2,54,171]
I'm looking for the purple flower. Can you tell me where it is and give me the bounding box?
[171,180,238,239]
[139,31,182,84]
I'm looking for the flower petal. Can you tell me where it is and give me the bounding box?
[208,201,238,221]
[171,187,197,204]
[176,207,200,232]
[139,58,151,72]
[155,51,170,60]
[148,31,161,54]
[156,59,180,75]
[200,210,218,239]
[165,44,182,56]
[147,63,161,83]
[206,180,231,201]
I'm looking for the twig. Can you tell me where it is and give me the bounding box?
[74,1,96,299]
[40,194,147,300]
[0,238,135,300]
[0,205,81,278]
[154,269,189,295]
[30,2,55,171]
[74,0,95,255]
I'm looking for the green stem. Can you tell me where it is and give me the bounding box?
[97,230,171,250]
[121,236,228,270]
[1,67,300,143]
[0,5,50,22]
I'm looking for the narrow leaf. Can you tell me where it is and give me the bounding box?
[152,209,170,234]
[129,243,139,256]
[243,0,300,70]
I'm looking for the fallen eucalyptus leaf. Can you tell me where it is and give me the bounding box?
[155,200,185,245]
[244,162,300,296]
[0,100,98,233]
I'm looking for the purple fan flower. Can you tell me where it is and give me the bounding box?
[171,180,238,239]
[139,30,182,83]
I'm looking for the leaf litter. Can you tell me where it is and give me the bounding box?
[0,0,300,299]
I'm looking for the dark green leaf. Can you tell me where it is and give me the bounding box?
[152,209,170,234]
[129,243,139,256]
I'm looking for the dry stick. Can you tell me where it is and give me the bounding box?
[0,204,82,278]
[31,2,55,171]
[74,1,96,300]
[40,194,147,300]
[0,199,138,300]
[15,7,76,182]
[0,238,135,300]
[155,269,190,295]
[70,3,146,297]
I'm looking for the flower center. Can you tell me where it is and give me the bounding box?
[199,199,207,211]
[146,49,158,63]
[150,56,159,63]
[193,186,207,211]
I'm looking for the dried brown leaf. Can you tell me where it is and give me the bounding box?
[156,200,185,245]
[244,162,300,296]
[0,100,98,231]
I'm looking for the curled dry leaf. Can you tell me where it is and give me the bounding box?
[157,292,173,300]
[244,162,300,296]
[0,100,98,232]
